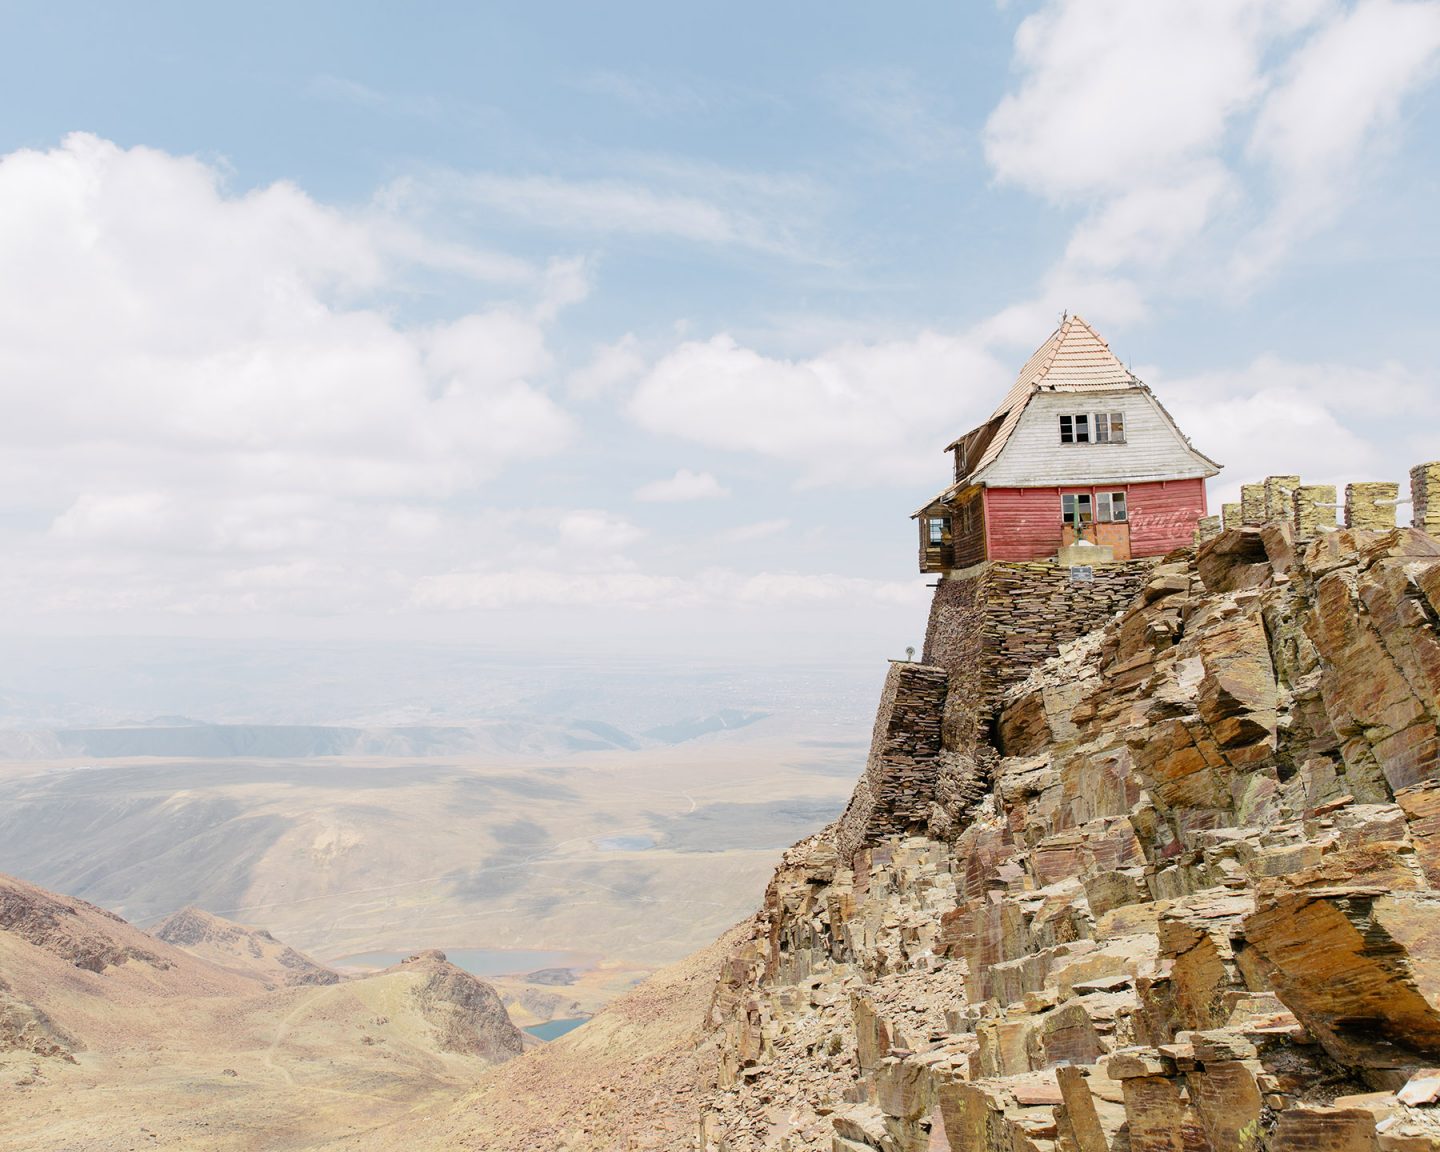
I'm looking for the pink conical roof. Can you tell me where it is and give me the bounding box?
[959,315,1140,475]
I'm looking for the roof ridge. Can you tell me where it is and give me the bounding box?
[1029,315,1072,388]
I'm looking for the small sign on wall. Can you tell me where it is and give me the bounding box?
[1069,565,1094,584]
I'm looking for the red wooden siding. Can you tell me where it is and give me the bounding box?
[1126,478,1207,556]
[983,487,1068,561]
[982,479,1207,562]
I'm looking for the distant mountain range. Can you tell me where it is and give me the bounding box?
[0,710,770,760]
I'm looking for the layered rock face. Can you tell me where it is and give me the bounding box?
[152,905,341,987]
[700,526,1440,1151]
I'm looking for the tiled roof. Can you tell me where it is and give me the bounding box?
[953,315,1140,475]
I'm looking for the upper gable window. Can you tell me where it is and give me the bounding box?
[1094,411,1126,443]
[1060,411,1125,444]
[1059,414,1090,443]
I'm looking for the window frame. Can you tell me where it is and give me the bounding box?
[1096,491,1128,523]
[1094,411,1126,444]
[927,517,947,546]
[1060,410,1125,445]
[1061,492,1094,527]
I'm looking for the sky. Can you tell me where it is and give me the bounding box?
[2,0,1439,663]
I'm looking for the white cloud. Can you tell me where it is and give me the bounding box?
[1239,0,1440,277]
[721,519,791,543]
[1156,354,1434,502]
[634,469,730,502]
[452,175,762,249]
[1250,1,1440,178]
[415,159,832,264]
[0,133,577,616]
[556,510,647,553]
[629,332,1008,486]
[567,334,646,400]
[982,0,1440,310]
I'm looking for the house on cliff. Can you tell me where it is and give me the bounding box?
[915,315,1220,571]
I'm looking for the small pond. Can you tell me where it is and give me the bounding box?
[524,1017,589,1041]
[594,834,656,851]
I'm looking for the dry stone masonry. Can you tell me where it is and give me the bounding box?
[1263,475,1300,523]
[836,663,949,865]
[1416,462,1440,536]
[1241,484,1266,525]
[696,461,1440,1152]
[1292,484,1337,540]
[1347,480,1401,530]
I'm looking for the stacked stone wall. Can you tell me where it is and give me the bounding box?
[837,560,1155,863]
[1292,484,1336,539]
[958,562,1151,693]
[921,561,1154,758]
[921,570,991,754]
[1346,481,1400,530]
[1229,467,1440,538]
[1240,484,1265,524]
[1414,461,1440,535]
[834,661,948,864]
[1263,474,1300,522]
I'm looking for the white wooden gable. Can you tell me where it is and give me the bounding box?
[948,315,1218,490]
[976,385,1220,488]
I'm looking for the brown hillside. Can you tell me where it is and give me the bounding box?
[0,874,523,1151]
[152,905,341,988]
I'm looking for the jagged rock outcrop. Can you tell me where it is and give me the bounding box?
[0,873,172,975]
[0,976,78,1061]
[698,526,1440,1151]
[152,905,341,987]
[399,950,527,1061]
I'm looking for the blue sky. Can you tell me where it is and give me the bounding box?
[1,1,1438,659]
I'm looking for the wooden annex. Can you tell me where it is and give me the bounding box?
[914,316,1220,572]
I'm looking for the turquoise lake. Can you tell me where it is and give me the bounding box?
[524,1017,589,1041]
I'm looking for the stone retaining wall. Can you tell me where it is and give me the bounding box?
[924,561,1154,727]
[835,661,949,865]
[838,560,1154,863]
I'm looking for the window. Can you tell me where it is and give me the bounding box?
[1061,493,1093,526]
[1096,491,1128,522]
[1061,411,1124,444]
[927,517,947,545]
[1095,411,1126,443]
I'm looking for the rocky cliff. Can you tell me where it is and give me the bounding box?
[152,905,341,987]
[695,525,1440,1151]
